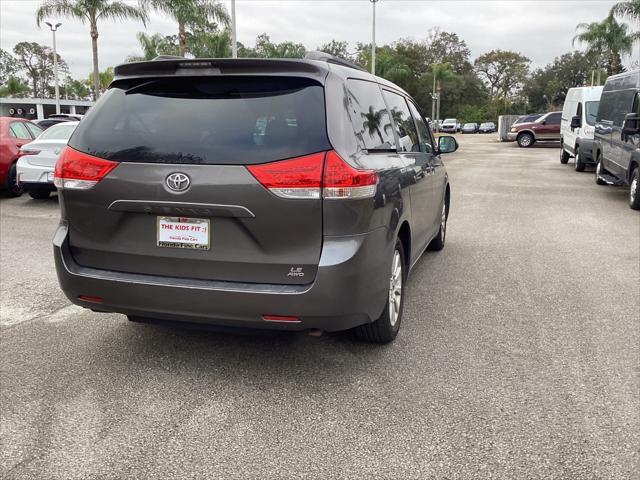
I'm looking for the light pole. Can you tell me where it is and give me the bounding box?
[370,0,379,75]
[45,22,62,114]
[231,0,237,58]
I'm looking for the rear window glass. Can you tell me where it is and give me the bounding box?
[345,79,395,150]
[39,123,76,140]
[69,76,330,165]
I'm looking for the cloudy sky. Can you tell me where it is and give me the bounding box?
[1,0,638,79]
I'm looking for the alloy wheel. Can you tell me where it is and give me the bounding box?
[388,250,403,327]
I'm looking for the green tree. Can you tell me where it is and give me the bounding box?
[63,76,89,99]
[13,42,68,98]
[573,14,637,75]
[141,0,229,57]
[425,30,473,74]
[88,66,113,95]
[127,32,179,62]
[318,40,350,60]
[611,0,640,23]
[186,24,231,58]
[0,49,20,85]
[0,76,31,98]
[474,50,530,100]
[254,33,306,58]
[36,0,148,100]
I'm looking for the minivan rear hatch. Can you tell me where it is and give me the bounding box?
[63,74,329,285]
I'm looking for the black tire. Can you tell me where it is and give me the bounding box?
[595,153,607,185]
[574,147,585,172]
[428,194,449,251]
[517,132,534,148]
[629,167,640,210]
[355,239,405,344]
[28,187,51,200]
[2,163,23,197]
[560,142,570,164]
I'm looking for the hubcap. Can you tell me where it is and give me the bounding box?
[441,201,447,242]
[520,135,531,146]
[575,152,580,170]
[631,177,638,203]
[388,250,403,327]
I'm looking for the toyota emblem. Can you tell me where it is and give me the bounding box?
[166,173,190,192]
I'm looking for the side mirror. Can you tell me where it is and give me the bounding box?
[541,120,547,125]
[570,115,581,129]
[622,113,640,136]
[438,135,458,154]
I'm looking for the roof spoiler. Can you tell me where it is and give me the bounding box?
[304,51,367,72]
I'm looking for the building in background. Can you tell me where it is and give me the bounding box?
[0,98,93,119]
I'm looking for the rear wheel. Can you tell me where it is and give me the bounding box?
[428,195,448,251]
[560,142,570,164]
[574,147,585,172]
[517,132,534,148]
[629,167,640,210]
[28,187,51,199]
[355,240,405,344]
[2,163,23,197]
[595,154,607,185]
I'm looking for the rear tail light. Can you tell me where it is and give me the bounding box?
[262,315,301,323]
[322,150,378,199]
[247,150,377,200]
[54,147,118,190]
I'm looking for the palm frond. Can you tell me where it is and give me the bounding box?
[35,0,87,27]
[98,1,148,26]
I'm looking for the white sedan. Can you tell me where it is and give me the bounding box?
[17,121,78,199]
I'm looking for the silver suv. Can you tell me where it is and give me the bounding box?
[53,54,457,343]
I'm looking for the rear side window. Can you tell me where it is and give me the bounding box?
[25,122,43,138]
[9,122,31,140]
[346,79,395,150]
[69,76,330,165]
[383,90,419,152]
[39,123,76,140]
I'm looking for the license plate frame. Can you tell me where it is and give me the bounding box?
[157,216,210,250]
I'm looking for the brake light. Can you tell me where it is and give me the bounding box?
[247,150,377,200]
[247,152,324,199]
[54,147,118,190]
[322,150,377,199]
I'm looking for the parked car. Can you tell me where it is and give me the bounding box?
[560,86,603,171]
[53,53,458,343]
[0,117,43,197]
[17,121,78,199]
[48,113,84,121]
[33,118,74,130]
[440,118,458,133]
[507,111,562,147]
[512,113,543,126]
[461,123,478,133]
[479,122,496,133]
[593,69,640,210]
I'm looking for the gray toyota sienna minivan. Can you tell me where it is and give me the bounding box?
[53,53,456,343]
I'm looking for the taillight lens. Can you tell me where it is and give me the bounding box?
[322,150,377,199]
[54,147,118,190]
[247,152,324,199]
[247,150,377,200]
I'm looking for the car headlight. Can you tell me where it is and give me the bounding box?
[510,128,517,133]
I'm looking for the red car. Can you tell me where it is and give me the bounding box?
[507,111,562,148]
[0,117,43,197]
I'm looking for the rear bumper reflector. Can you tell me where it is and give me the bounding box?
[262,315,301,323]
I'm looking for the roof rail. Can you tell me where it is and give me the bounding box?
[152,55,184,61]
[304,51,367,72]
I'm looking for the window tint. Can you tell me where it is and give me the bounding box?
[39,123,77,140]
[546,113,561,125]
[9,122,32,140]
[598,92,615,122]
[70,76,330,165]
[585,101,599,126]
[25,122,43,138]
[383,90,419,152]
[408,101,434,154]
[610,90,636,126]
[346,79,395,150]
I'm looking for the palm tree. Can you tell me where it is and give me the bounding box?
[427,63,455,128]
[88,66,113,95]
[141,0,229,57]
[362,106,386,146]
[36,1,147,100]
[611,0,640,23]
[127,32,178,62]
[0,76,31,98]
[573,15,636,76]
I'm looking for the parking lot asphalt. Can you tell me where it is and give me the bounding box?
[1,134,639,479]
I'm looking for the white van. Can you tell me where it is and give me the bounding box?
[560,86,603,171]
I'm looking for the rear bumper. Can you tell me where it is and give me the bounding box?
[16,157,54,185]
[53,223,391,332]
